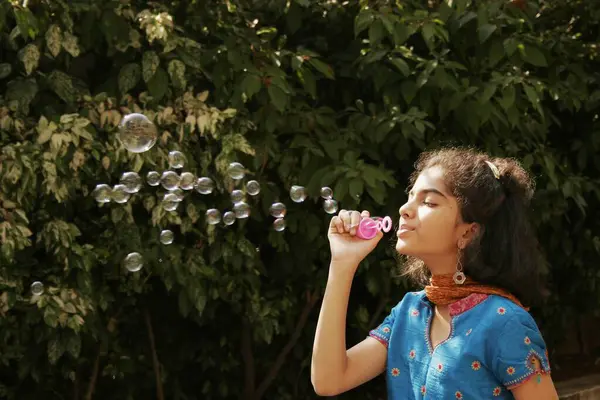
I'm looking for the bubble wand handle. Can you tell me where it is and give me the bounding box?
[355,216,393,240]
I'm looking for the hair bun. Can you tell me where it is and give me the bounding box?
[493,158,535,204]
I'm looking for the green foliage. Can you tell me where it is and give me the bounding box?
[0,0,598,399]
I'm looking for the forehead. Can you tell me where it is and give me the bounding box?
[411,166,452,196]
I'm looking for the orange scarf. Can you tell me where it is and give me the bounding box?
[425,274,528,310]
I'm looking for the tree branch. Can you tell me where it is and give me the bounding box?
[144,308,165,400]
[241,318,256,399]
[254,288,321,400]
[84,346,101,400]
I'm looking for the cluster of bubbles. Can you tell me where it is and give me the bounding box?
[32,113,342,292]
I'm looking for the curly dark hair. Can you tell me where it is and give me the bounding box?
[401,147,549,307]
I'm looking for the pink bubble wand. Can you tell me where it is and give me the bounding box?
[355,216,393,240]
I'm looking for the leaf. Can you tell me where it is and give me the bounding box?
[66,334,81,358]
[0,63,11,80]
[45,24,62,58]
[19,44,40,76]
[349,178,364,199]
[142,51,160,82]
[521,45,547,67]
[308,58,335,80]
[368,20,385,45]
[47,70,89,104]
[118,63,141,94]
[241,74,262,99]
[168,59,186,90]
[297,67,316,98]
[401,81,417,104]
[503,38,518,56]
[14,8,38,39]
[47,338,63,365]
[268,85,287,112]
[62,32,80,57]
[147,67,168,101]
[523,84,543,116]
[389,57,410,76]
[479,83,497,104]
[478,24,496,44]
[498,85,515,110]
[380,14,396,35]
[355,10,374,37]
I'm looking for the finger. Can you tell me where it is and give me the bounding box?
[349,211,361,236]
[361,210,370,218]
[339,209,351,232]
[334,212,345,233]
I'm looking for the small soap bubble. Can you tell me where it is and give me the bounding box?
[179,172,195,190]
[323,199,338,214]
[31,281,44,296]
[320,187,333,200]
[124,252,143,272]
[111,184,131,204]
[162,193,179,211]
[269,202,287,218]
[227,162,245,180]
[233,201,250,219]
[92,184,112,203]
[146,171,161,186]
[206,209,221,225]
[290,185,307,203]
[171,188,185,202]
[120,172,143,194]
[195,177,214,194]
[118,113,158,153]
[159,229,174,245]
[223,211,236,225]
[246,180,261,196]
[168,150,186,169]
[231,189,245,204]
[160,171,180,191]
[273,218,286,232]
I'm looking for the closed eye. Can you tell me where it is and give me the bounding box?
[422,201,437,207]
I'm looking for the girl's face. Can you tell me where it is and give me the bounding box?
[396,166,474,262]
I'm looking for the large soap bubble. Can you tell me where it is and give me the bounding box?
[117,113,158,153]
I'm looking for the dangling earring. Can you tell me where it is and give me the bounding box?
[454,259,466,285]
[454,242,466,285]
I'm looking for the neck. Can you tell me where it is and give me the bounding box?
[421,252,459,276]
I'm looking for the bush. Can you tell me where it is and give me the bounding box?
[0,0,598,398]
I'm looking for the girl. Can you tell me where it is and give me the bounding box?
[311,148,559,399]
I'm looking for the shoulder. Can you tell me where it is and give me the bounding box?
[482,295,537,328]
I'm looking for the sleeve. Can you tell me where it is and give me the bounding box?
[368,302,399,349]
[492,311,551,390]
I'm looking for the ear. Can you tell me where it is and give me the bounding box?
[457,223,480,249]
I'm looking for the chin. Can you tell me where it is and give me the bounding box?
[395,238,414,256]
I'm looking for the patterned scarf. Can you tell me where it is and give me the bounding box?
[424,273,528,310]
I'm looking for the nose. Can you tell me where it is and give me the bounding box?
[399,199,414,220]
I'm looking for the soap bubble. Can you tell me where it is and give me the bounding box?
[227,162,245,180]
[223,211,236,226]
[323,199,338,214]
[206,209,221,225]
[162,193,179,211]
[118,113,158,153]
[112,184,131,204]
[269,202,287,218]
[120,172,143,194]
[290,185,307,203]
[273,218,286,232]
[159,229,174,245]
[171,188,185,202]
[168,150,186,169]
[195,177,214,195]
[124,252,143,272]
[160,171,180,191]
[320,187,333,200]
[233,201,250,219]
[179,172,195,190]
[146,171,161,186]
[231,189,245,204]
[92,184,112,203]
[31,281,44,296]
[246,180,261,196]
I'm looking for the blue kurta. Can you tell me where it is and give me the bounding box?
[369,291,551,399]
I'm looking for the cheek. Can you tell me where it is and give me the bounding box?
[419,208,456,240]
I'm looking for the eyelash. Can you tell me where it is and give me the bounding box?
[422,201,437,207]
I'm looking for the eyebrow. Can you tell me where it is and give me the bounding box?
[408,188,448,199]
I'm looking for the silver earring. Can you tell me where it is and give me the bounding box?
[454,258,466,285]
